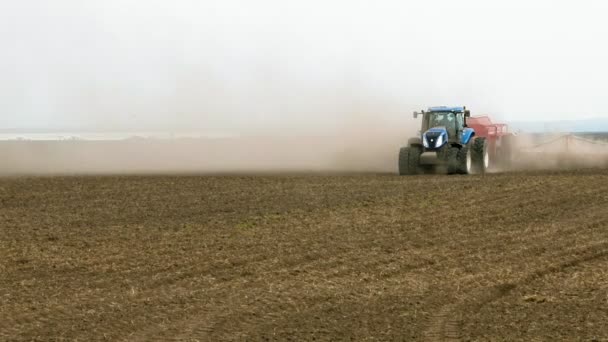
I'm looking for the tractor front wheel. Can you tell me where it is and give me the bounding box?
[447,147,460,174]
[456,145,473,174]
[398,146,421,175]
[398,147,410,175]
[448,146,473,175]
[447,146,471,174]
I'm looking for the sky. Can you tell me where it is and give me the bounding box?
[1,0,608,133]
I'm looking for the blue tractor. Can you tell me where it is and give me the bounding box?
[398,106,489,175]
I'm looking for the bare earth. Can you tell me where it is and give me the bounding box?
[1,170,608,341]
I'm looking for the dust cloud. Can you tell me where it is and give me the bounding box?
[0,102,418,175]
[4,115,608,175]
[2,1,430,175]
[507,133,608,171]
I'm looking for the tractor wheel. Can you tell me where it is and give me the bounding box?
[447,147,460,174]
[399,147,420,176]
[408,146,422,175]
[456,145,473,174]
[398,146,421,175]
[398,147,410,175]
[471,137,489,174]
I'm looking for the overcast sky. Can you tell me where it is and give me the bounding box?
[2,0,608,132]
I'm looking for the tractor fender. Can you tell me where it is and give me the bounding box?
[408,137,423,147]
[461,128,475,145]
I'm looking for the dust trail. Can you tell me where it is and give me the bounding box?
[4,123,608,175]
[0,111,417,175]
[507,133,608,171]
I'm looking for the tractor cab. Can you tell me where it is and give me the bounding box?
[423,112,464,136]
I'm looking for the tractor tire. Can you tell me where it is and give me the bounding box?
[456,145,473,174]
[408,146,422,175]
[471,137,489,174]
[447,147,460,174]
[398,146,421,175]
[398,147,410,175]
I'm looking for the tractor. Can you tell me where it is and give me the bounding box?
[399,106,508,175]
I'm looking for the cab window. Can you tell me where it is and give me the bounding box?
[456,114,464,132]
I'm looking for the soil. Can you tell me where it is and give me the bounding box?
[1,170,608,341]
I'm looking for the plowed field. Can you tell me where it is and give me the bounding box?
[2,170,608,341]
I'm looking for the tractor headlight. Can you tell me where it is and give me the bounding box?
[435,134,444,147]
[423,135,429,148]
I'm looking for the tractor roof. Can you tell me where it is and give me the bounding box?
[427,106,465,113]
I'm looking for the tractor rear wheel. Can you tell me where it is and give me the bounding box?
[456,145,473,174]
[472,137,489,174]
